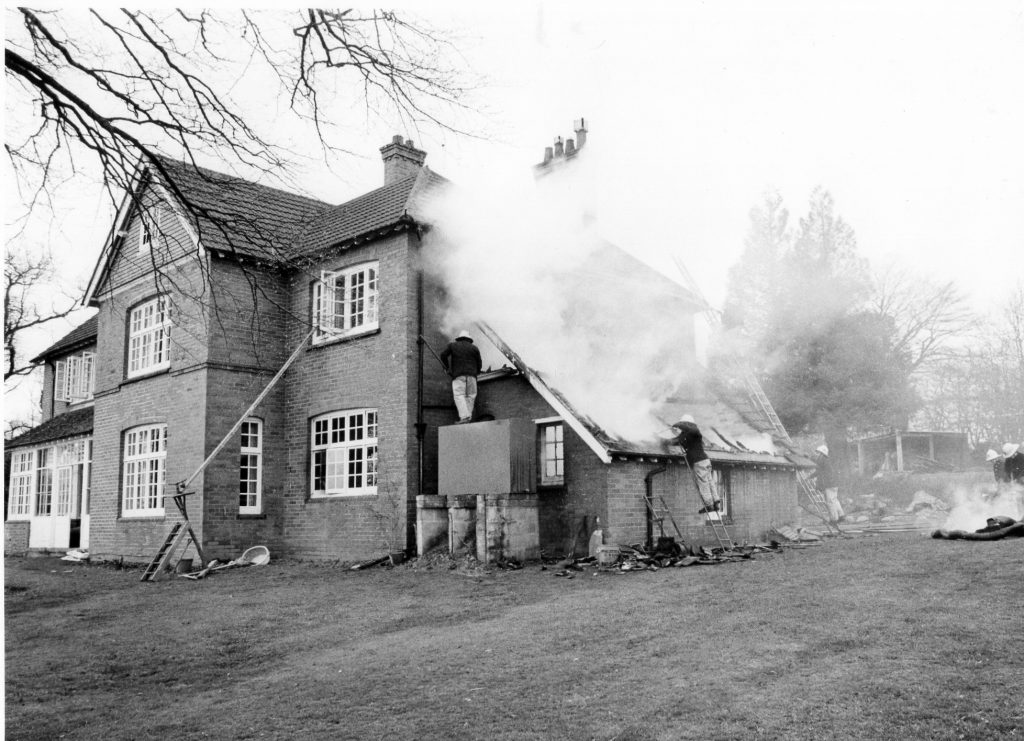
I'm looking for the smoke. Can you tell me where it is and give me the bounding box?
[419,153,697,441]
[940,484,1024,532]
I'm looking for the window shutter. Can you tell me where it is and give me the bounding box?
[81,352,96,400]
[54,360,68,402]
[317,271,337,334]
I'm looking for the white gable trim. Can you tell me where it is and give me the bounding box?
[475,322,612,464]
[84,164,204,306]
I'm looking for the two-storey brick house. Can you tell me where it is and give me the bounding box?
[7,131,809,564]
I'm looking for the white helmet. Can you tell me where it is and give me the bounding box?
[985,449,1001,462]
[815,445,829,456]
[1003,443,1020,457]
[456,330,472,340]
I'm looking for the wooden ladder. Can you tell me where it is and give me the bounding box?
[140,493,206,582]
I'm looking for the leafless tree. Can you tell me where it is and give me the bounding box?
[5,8,473,368]
[4,248,77,381]
[870,265,977,374]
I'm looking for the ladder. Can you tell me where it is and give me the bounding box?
[641,488,685,544]
[703,509,735,551]
[671,255,840,534]
[140,493,206,582]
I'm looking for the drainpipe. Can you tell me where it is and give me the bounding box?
[644,466,668,549]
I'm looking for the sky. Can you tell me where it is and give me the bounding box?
[4,1,1024,425]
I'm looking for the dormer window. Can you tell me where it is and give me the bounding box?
[54,352,96,404]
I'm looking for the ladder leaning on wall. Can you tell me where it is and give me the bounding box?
[670,256,840,535]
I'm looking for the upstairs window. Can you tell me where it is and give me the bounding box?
[54,352,96,403]
[313,262,378,344]
[8,451,35,518]
[539,422,565,486]
[311,409,378,497]
[239,418,262,515]
[122,424,167,516]
[127,297,171,377]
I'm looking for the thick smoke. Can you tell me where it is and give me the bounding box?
[941,484,1023,532]
[419,153,697,442]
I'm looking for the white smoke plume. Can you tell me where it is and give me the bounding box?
[940,483,1024,532]
[419,153,698,442]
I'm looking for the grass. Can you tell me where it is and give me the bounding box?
[4,533,1023,740]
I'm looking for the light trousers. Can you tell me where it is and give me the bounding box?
[452,375,478,421]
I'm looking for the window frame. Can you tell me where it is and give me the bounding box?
[122,424,168,517]
[310,409,379,498]
[538,420,565,487]
[239,418,263,515]
[127,296,172,378]
[312,261,379,345]
[54,351,96,404]
[706,466,733,524]
[8,450,35,519]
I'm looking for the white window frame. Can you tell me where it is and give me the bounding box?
[312,262,379,345]
[538,421,565,486]
[239,418,263,514]
[138,204,162,254]
[707,467,732,522]
[122,424,167,517]
[310,409,378,497]
[8,450,35,519]
[54,352,96,403]
[127,297,171,378]
[35,447,54,516]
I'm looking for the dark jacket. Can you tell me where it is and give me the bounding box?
[671,422,708,466]
[814,453,836,489]
[993,458,1009,484]
[440,338,482,379]
[1006,451,1024,484]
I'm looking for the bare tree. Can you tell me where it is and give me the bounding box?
[871,265,977,374]
[4,248,77,381]
[5,8,473,370]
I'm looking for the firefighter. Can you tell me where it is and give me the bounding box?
[670,415,723,514]
[440,330,483,424]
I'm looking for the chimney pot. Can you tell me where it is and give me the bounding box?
[574,118,587,149]
[554,137,564,157]
[543,147,553,164]
[393,135,404,144]
[565,138,576,155]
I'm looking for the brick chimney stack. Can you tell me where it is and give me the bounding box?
[380,135,427,185]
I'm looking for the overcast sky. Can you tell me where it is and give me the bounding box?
[5,1,1024,422]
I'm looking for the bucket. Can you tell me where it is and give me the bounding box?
[175,558,194,574]
[596,545,620,567]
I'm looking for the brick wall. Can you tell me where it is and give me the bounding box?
[90,260,212,563]
[280,232,419,560]
[5,521,30,556]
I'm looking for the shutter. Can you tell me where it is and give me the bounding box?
[81,352,96,399]
[67,355,82,401]
[54,360,68,402]
[316,271,337,335]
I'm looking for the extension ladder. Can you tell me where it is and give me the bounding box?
[671,255,840,535]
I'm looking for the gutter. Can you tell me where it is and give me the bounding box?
[644,466,668,549]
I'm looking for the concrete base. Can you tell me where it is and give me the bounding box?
[448,495,477,555]
[416,495,449,556]
[476,493,540,564]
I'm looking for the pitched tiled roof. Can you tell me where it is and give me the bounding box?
[31,315,98,363]
[6,407,93,450]
[151,157,332,262]
[298,169,448,255]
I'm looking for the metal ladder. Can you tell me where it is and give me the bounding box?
[140,493,206,581]
[672,255,839,534]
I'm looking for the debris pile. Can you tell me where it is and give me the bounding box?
[542,539,784,578]
[839,490,951,532]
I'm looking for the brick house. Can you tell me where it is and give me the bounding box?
[6,131,807,563]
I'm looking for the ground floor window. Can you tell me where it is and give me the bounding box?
[538,421,565,486]
[8,450,35,518]
[708,467,732,522]
[239,418,262,514]
[311,409,378,497]
[6,440,92,521]
[122,425,167,516]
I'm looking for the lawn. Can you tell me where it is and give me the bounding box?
[4,532,1023,741]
